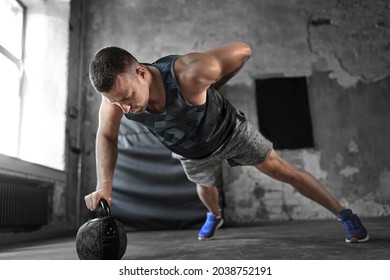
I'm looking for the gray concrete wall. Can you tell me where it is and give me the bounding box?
[72,0,390,224]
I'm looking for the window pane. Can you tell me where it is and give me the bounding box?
[0,0,24,58]
[0,53,21,157]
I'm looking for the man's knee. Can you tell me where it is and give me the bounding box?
[255,150,299,183]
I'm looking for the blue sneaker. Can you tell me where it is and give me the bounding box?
[338,209,369,243]
[198,212,224,241]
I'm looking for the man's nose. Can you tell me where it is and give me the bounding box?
[118,103,130,114]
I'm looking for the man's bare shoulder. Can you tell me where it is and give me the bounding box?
[177,51,206,65]
[174,52,220,84]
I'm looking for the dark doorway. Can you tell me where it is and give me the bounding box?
[256,77,314,149]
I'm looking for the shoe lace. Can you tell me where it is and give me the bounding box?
[344,215,362,232]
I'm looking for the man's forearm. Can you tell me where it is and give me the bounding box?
[213,69,240,90]
[96,134,118,191]
[211,43,251,90]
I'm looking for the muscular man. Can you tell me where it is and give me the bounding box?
[85,42,368,243]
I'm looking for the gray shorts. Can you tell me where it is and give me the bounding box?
[172,111,273,187]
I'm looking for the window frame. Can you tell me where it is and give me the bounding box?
[0,0,27,157]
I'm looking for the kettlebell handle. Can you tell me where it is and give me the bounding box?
[99,198,111,217]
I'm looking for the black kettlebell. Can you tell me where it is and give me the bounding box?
[76,199,127,260]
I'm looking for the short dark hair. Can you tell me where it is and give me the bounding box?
[89,46,138,93]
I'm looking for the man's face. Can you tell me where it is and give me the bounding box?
[103,70,149,114]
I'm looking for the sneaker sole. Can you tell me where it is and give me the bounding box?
[346,235,369,243]
[198,219,224,241]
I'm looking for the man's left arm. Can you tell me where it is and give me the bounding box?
[205,42,252,90]
[175,42,252,104]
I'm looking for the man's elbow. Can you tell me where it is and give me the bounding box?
[239,42,252,61]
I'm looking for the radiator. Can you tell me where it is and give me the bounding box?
[0,175,49,228]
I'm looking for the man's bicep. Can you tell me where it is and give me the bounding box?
[97,98,122,141]
[204,42,251,88]
[178,52,221,83]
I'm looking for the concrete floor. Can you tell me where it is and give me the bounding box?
[0,217,389,260]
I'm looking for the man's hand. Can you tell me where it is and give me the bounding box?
[84,188,112,211]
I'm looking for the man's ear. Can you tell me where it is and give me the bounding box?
[136,66,146,79]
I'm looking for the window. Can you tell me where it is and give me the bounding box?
[0,0,69,170]
[0,0,25,157]
[256,77,315,150]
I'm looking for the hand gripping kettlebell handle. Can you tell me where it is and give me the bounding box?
[99,198,111,217]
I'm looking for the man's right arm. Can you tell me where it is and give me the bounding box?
[84,97,123,211]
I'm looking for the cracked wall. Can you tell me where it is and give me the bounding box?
[80,0,390,225]
[309,0,390,86]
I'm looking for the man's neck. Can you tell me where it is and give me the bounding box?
[145,65,166,113]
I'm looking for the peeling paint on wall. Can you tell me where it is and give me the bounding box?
[308,0,390,87]
[348,139,359,153]
[301,150,327,180]
[339,166,359,178]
